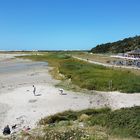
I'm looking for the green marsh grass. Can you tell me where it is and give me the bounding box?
[18,52,140,93]
[58,58,140,93]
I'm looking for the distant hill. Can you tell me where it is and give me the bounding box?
[91,36,140,53]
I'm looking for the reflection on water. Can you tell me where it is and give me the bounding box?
[0,61,48,74]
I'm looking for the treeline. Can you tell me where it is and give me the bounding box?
[91,35,140,53]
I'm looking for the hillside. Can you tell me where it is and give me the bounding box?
[91,36,140,53]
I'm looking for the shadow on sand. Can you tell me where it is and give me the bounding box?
[60,93,67,95]
[35,94,42,96]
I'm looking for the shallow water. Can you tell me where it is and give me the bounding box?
[0,61,48,74]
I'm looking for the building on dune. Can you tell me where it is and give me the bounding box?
[125,49,140,58]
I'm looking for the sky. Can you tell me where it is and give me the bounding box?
[0,0,140,50]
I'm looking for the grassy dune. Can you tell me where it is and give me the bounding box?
[18,52,140,93]
[16,106,140,140]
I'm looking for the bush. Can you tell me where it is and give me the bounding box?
[39,111,78,125]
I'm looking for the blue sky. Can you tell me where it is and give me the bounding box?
[0,0,140,50]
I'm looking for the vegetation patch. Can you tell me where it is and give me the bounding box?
[18,52,140,93]
[91,35,140,53]
[15,107,140,140]
[38,108,111,126]
[58,58,140,93]
[39,107,140,139]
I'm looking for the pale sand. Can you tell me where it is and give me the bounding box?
[0,53,140,136]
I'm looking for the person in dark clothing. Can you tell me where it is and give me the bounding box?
[3,125,11,135]
[33,85,36,95]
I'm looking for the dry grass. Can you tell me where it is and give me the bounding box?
[72,52,120,63]
[72,52,140,76]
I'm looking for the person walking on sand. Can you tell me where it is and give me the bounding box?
[33,85,36,95]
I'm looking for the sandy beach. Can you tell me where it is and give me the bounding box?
[0,53,140,136]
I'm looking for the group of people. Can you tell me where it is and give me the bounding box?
[3,124,17,135]
[3,124,30,136]
[33,85,64,95]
